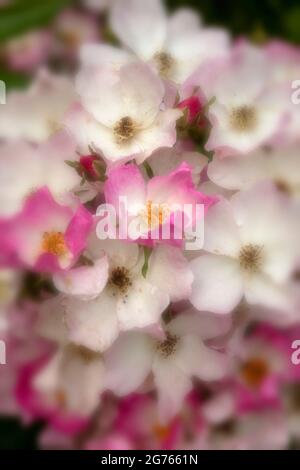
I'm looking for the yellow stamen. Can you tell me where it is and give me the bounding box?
[42,231,67,257]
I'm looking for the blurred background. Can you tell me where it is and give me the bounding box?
[0,0,300,449]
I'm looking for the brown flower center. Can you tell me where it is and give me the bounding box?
[113,116,136,144]
[240,357,269,388]
[42,231,67,257]
[239,244,263,273]
[157,333,179,358]
[230,105,257,132]
[154,51,175,77]
[109,267,132,295]
[274,179,291,195]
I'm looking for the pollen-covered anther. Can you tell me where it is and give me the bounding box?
[240,357,269,388]
[154,51,175,77]
[42,231,67,257]
[230,105,257,132]
[113,116,136,144]
[109,266,132,295]
[157,333,179,358]
[141,200,171,230]
[239,244,263,272]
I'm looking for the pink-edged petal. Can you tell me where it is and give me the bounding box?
[64,204,93,258]
[190,254,244,314]
[16,186,72,229]
[104,164,146,215]
[1,187,73,270]
[147,162,216,213]
[53,256,109,301]
[147,147,207,185]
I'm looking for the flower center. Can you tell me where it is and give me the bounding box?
[153,423,171,441]
[239,244,263,273]
[68,344,100,363]
[240,357,269,388]
[113,116,136,144]
[140,200,171,230]
[47,118,62,136]
[58,30,80,47]
[274,179,291,195]
[54,389,67,408]
[154,51,175,77]
[42,231,67,257]
[230,105,257,132]
[109,266,132,295]
[157,333,179,358]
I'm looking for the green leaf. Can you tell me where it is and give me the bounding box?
[0,67,29,90]
[143,161,154,179]
[142,247,152,278]
[0,0,74,42]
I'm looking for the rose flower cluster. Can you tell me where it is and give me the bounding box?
[0,0,300,450]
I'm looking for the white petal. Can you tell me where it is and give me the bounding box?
[40,132,81,199]
[148,245,193,302]
[87,238,139,271]
[167,29,230,83]
[168,310,232,340]
[117,277,169,330]
[231,183,298,280]
[190,254,244,314]
[203,198,241,257]
[207,153,267,191]
[79,62,165,128]
[79,43,132,69]
[61,348,105,416]
[0,141,42,216]
[34,347,105,416]
[244,273,294,312]
[63,292,119,352]
[153,354,192,423]
[167,8,202,39]
[104,332,154,395]
[176,335,228,381]
[134,109,181,164]
[110,0,167,60]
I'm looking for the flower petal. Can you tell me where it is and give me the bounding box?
[148,245,193,301]
[53,257,109,301]
[104,332,154,395]
[64,292,119,352]
[110,0,167,60]
[117,277,169,330]
[190,254,243,314]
